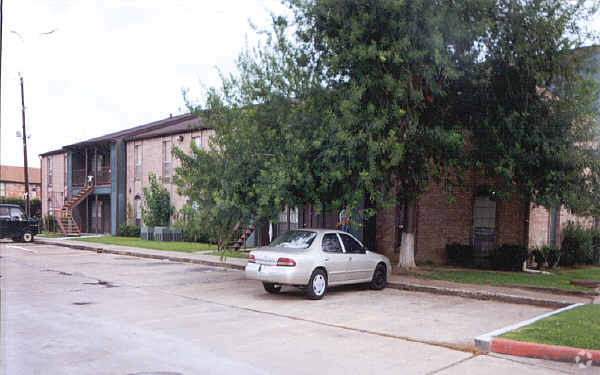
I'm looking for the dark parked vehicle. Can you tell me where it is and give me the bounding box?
[0,204,39,242]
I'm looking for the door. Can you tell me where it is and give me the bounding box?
[321,233,349,283]
[473,196,496,257]
[339,233,371,281]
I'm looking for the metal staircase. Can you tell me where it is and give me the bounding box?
[233,224,255,250]
[56,184,94,237]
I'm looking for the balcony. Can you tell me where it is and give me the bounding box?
[72,166,111,187]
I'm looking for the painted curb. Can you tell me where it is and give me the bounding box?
[491,338,600,367]
[35,239,245,271]
[387,282,575,308]
[474,303,583,351]
[474,303,600,367]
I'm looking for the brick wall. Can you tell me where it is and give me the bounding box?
[125,129,215,225]
[1,182,41,199]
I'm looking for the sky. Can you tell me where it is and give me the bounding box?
[1,0,289,168]
[2,1,600,169]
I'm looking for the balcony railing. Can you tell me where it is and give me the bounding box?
[72,167,111,187]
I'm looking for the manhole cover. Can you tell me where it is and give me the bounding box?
[128,372,183,375]
[72,302,93,306]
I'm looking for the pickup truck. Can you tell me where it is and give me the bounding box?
[0,204,40,242]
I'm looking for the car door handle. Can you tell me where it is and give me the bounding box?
[324,258,329,261]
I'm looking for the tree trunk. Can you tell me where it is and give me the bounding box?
[398,200,416,269]
[399,232,416,268]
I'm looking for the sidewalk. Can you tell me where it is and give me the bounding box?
[36,238,594,308]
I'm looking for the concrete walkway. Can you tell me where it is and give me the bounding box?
[35,237,595,308]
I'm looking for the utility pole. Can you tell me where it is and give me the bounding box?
[20,75,30,216]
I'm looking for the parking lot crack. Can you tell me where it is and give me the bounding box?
[425,355,480,375]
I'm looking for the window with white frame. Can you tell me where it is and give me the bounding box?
[135,145,142,181]
[162,140,172,183]
[0,183,4,197]
[192,135,202,149]
[47,158,53,189]
[48,199,53,216]
[135,196,142,227]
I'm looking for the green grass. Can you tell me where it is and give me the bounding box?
[71,236,217,253]
[425,267,600,291]
[500,305,600,350]
[37,231,65,238]
[207,250,249,259]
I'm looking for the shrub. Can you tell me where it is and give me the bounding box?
[117,223,141,237]
[560,222,593,266]
[1,197,41,219]
[446,243,474,266]
[489,244,528,271]
[44,215,57,232]
[591,229,600,266]
[530,246,561,269]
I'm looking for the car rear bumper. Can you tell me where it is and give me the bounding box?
[245,263,308,285]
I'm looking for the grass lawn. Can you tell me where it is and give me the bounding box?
[37,231,65,238]
[72,236,217,253]
[425,267,600,291]
[500,304,600,350]
[207,250,249,259]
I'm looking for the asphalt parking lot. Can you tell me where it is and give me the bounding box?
[1,242,595,374]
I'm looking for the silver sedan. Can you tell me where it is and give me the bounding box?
[245,229,392,299]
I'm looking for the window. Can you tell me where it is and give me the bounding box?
[0,206,9,217]
[162,140,172,183]
[48,199,53,216]
[135,196,142,227]
[192,135,202,149]
[0,183,4,197]
[340,233,365,254]
[270,230,317,249]
[47,158,53,189]
[9,207,25,220]
[64,154,67,190]
[135,145,142,181]
[322,233,343,253]
[472,195,496,257]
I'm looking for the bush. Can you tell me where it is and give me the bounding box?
[0,197,41,219]
[530,246,561,269]
[591,230,600,266]
[560,222,593,266]
[44,215,57,232]
[117,223,141,237]
[489,244,528,271]
[446,243,474,266]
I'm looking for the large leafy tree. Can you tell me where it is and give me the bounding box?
[179,0,599,266]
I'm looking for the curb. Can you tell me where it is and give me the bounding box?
[387,282,576,308]
[35,240,245,271]
[499,284,598,297]
[490,338,600,367]
[475,303,599,367]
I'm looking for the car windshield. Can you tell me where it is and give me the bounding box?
[270,230,317,249]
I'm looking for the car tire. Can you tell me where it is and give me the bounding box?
[22,231,34,243]
[305,269,327,300]
[370,264,387,290]
[263,282,282,294]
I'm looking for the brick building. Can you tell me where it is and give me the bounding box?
[0,165,41,199]
[40,114,211,235]
[40,112,593,264]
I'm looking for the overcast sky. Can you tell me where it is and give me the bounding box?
[1,0,288,167]
[2,1,600,169]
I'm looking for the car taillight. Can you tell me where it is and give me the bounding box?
[248,254,255,263]
[277,257,296,267]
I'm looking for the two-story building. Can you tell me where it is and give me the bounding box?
[40,114,212,236]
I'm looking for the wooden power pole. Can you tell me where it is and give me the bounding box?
[20,75,30,216]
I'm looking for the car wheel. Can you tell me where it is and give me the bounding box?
[263,282,282,294]
[370,264,387,290]
[22,231,34,243]
[305,269,327,300]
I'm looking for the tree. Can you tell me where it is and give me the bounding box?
[141,173,173,227]
[173,141,245,251]
[182,0,599,267]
